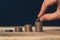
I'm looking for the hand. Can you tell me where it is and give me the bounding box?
[39,13,58,21]
[38,0,57,21]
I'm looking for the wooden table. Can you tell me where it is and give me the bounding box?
[0,26,60,40]
[0,26,60,35]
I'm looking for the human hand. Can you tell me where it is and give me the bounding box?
[38,13,58,21]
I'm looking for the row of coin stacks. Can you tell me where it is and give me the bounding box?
[5,21,43,32]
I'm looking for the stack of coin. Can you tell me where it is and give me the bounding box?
[25,24,32,32]
[19,27,23,32]
[15,27,22,32]
[5,30,13,32]
[35,19,43,32]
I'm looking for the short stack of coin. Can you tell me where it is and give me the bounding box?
[15,27,22,32]
[25,24,32,32]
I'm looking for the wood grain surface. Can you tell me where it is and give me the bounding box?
[0,26,60,40]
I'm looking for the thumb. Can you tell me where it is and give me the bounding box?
[40,16,45,21]
[40,13,57,21]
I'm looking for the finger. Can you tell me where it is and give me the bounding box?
[40,14,55,21]
[40,16,45,21]
[38,14,40,18]
[40,14,51,21]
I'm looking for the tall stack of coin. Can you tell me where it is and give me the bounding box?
[25,24,32,32]
[35,19,43,32]
[15,27,22,32]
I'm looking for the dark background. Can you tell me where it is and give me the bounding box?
[0,0,60,26]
